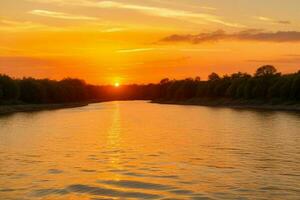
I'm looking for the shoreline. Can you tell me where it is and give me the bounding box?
[152,98,300,112]
[1,99,299,115]
[0,103,89,115]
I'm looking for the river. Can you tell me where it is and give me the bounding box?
[0,101,299,199]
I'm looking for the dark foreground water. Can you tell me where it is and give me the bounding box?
[0,101,299,200]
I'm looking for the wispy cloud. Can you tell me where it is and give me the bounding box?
[161,29,300,43]
[0,19,62,31]
[254,16,291,25]
[137,0,217,11]
[29,9,98,20]
[94,1,244,28]
[179,48,230,52]
[101,27,126,33]
[27,0,244,28]
[116,48,156,53]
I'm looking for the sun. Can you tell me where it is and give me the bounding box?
[114,82,120,87]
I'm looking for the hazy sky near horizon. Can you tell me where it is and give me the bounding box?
[1,0,300,84]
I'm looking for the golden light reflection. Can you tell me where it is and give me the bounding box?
[106,101,122,180]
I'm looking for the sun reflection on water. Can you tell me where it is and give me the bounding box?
[106,102,122,180]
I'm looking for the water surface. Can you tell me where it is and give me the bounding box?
[0,101,299,199]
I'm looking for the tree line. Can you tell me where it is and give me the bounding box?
[0,75,154,104]
[0,65,299,105]
[155,65,300,102]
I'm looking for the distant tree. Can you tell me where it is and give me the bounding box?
[160,78,170,84]
[208,72,220,81]
[158,78,171,99]
[244,79,256,99]
[252,79,269,98]
[230,72,251,79]
[236,82,246,99]
[19,78,46,104]
[214,79,231,96]
[40,79,63,103]
[226,80,239,98]
[0,85,3,100]
[183,78,198,99]
[290,74,300,100]
[0,74,19,102]
[255,65,277,77]
[268,79,282,99]
[59,78,88,102]
[196,82,207,97]
[279,78,292,100]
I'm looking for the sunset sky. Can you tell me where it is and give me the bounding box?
[1,0,300,84]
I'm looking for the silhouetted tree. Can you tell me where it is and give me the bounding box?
[19,78,46,104]
[208,72,220,81]
[195,76,201,81]
[255,65,277,77]
[290,74,300,100]
[0,74,19,102]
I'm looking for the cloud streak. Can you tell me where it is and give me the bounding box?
[101,27,126,33]
[116,48,156,53]
[161,29,300,43]
[0,19,62,31]
[89,1,245,28]
[27,0,244,28]
[254,16,291,25]
[29,9,98,20]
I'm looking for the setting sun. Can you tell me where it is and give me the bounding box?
[114,82,120,87]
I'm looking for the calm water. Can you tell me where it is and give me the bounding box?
[0,101,300,200]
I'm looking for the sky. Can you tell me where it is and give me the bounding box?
[1,0,300,84]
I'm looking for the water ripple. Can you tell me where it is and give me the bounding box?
[69,184,162,199]
[99,179,175,190]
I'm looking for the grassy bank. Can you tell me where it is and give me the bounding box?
[0,103,89,115]
[152,98,300,111]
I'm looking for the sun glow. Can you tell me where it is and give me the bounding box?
[114,82,120,87]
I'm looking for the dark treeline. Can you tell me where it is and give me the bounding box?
[155,65,300,103]
[0,65,300,105]
[0,76,96,104]
[0,75,155,105]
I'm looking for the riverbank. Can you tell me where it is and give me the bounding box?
[0,103,89,115]
[152,98,300,112]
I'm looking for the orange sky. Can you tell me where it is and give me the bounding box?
[1,0,300,84]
